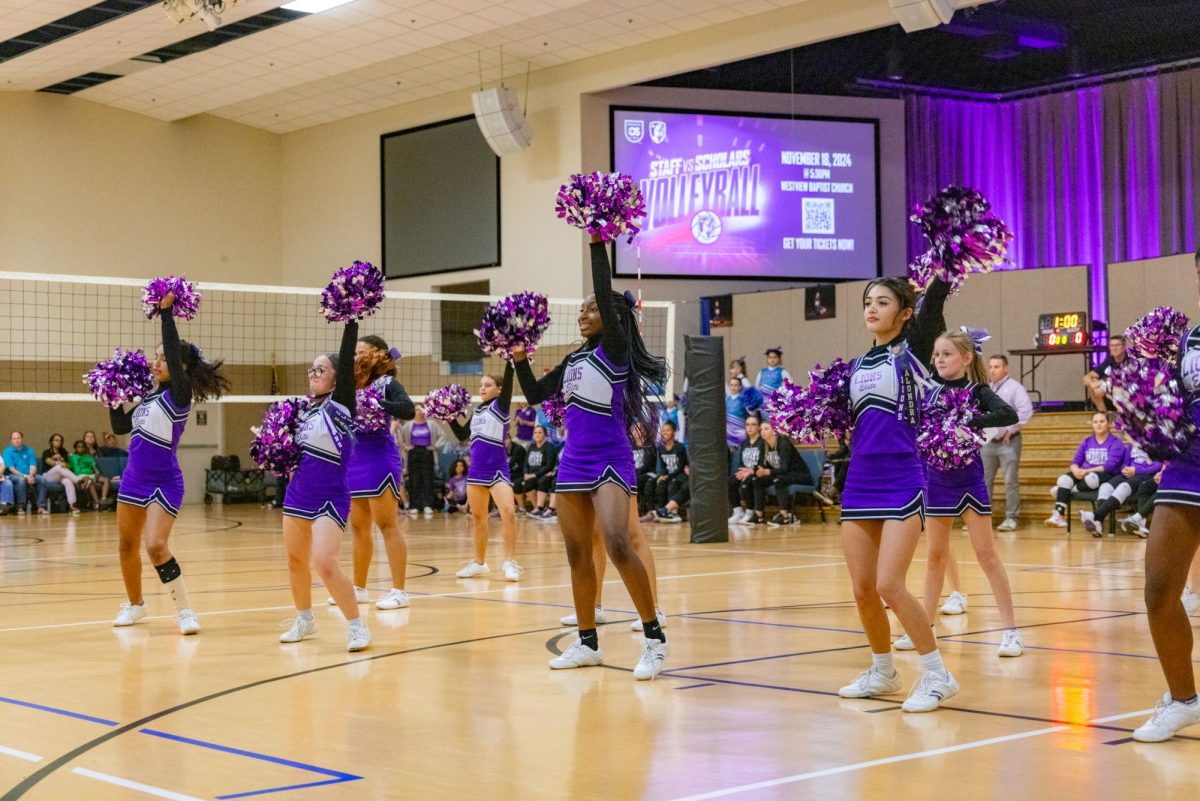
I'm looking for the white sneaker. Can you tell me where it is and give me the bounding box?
[997,518,1019,531]
[279,616,317,643]
[1135,524,1150,539]
[998,628,1023,657]
[1044,512,1067,528]
[347,624,372,652]
[1081,511,1101,537]
[1182,588,1200,616]
[407,507,418,517]
[1119,514,1143,534]
[375,588,411,610]
[548,639,603,670]
[632,638,669,680]
[112,602,146,627]
[178,609,201,635]
[630,609,668,631]
[940,591,968,616]
[1133,692,1200,742]
[327,586,370,605]
[423,507,433,517]
[894,632,916,651]
[838,666,903,698]
[727,508,748,524]
[560,606,607,626]
[456,561,490,578]
[502,559,523,582]
[901,670,959,712]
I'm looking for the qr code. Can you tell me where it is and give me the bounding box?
[802,198,835,234]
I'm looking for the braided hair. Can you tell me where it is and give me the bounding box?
[601,290,669,444]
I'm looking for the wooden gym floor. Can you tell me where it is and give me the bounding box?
[0,507,1195,801]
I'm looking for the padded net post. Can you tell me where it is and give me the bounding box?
[684,335,728,544]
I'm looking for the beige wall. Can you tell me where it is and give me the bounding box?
[1107,252,1199,335]
[0,93,282,285]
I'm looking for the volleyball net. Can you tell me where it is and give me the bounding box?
[0,271,676,405]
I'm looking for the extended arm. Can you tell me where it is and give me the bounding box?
[333,320,359,413]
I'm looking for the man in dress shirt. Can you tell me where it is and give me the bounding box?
[982,355,1034,531]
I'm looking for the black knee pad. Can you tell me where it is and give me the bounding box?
[155,557,181,583]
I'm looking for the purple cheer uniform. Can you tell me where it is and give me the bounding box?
[923,377,1018,519]
[346,374,415,499]
[451,362,513,487]
[283,321,358,528]
[1157,325,1200,508]
[840,279,950,525]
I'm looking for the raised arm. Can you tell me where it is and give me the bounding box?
[380,379,415,421]
[333,320,359,414]
[449,416,470,442]
[495,362,515,416]
[160,308,192,409]
[909,277,951,366]
[589,241,628,364]
[513,357,565,405]
[109,405,134,436]
[970,385,1018,430]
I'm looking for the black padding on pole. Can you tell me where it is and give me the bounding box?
[685,335,729,543]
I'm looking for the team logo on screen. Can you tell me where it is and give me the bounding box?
[691,210,722,245]
[649,120,667,144]
[624,119,644,143]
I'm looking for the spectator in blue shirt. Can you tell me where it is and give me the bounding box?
[4,431,48,515]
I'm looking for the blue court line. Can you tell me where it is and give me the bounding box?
[140,730,361,799]
[0,695,362,798]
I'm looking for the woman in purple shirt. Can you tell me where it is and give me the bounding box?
[1044,411,1126,528]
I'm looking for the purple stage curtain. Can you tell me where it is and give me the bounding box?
[906,68,1200,323]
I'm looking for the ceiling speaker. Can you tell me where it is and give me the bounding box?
[888,0,956,32]
[471,86,533,157]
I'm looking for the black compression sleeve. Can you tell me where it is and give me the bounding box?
[910,278,951,366]
[109,405,134,435]
[497,362,514,415]
[970,384,1018,429]
[160,309,191,408]
[449,418,470,442]
[514,358,565,404]
[380,379,415,421]
[333,320,359,413]
[590,242,628,364]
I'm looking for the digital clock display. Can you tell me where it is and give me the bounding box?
[1037,311,1089,349]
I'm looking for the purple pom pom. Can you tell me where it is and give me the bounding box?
[142,276,201,320]
[909,186,1013,292]
[1125,306,1190,365]
[474,292,551,360]
[320,261,385,323]
[424,384,471,421]
[1110,357,1197,461]
[555,172,646,244]
[918,387,985,471]
[84,348,154,408]
[765,360,852,444]
[250,398,310,477]
[352,384,390,434]
[540,392,567,428]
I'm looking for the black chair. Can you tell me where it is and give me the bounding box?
[1064,490,1116,535]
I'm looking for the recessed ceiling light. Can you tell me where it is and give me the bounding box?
[281,0,355,13]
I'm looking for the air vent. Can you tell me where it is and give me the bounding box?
[0,1,158,65]
[40,72,123,95]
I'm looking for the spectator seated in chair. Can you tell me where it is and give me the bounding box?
[1044,411,1126,528]
[758,420,810,527]
[728,413,767,525]
[4,431,48,516]
[41,433,82,515]
[650,421,688,524]
[1081,434,1162,537]
[632,425,659,520]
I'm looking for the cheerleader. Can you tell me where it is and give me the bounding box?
[754,346,793,399]
[725,378,761,449]
[110,293,230,634]
[279,319,372,651]
[513,235,669,679]
[895,328,1022,658]
[1135,252,1200,741]
[837,276,956,712]
[449,366,522,581]
[340,336,415,610]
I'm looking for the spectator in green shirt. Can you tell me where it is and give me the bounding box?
[71,439,106,509]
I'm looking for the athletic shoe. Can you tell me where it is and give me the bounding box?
[745,512,764,526]
[901,670,959,712]
[727,508,748,524]
[1134,525,1150,539]
[1119,514,1144,534]
[279,616,317,643]
[488,508,500,519]
[549,639,603,670]
[407,507,418,517]
[639,512,656,524]
[456,561,490,578]
[837,666,902,698]
[560,606,607,626]
[328,586,370,605]
[940,591,968,616]
[632,638,669,680]
[112,602,146,627]
[630,609,668,631]
[894,632,916,651]
[659,512,682,524]
[502,560,523,582]
[1182,588,1200,616]
[375,588,411,610]
[178,609,201,635]
[768,512,789,527]
[423,507,433,517]
[346,624,372,652]
[812,490,834,506]
[1133,692,1200,742]
[1043,512,1067,528]
[998,629,1023,657]
[997,518,1019,532]
[1081,511,1101,537]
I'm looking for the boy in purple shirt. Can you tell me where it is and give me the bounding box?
[1045,411,1126,527]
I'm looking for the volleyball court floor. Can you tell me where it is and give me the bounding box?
[0,508,1194,800]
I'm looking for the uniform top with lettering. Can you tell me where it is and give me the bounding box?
[633,443,658,475]
[295,321,359,472]
[450,363,514,463]
[1124,444,1163,475]
[732,435,766,474]
[755,365,793,397]
[1172,324,1200,467]
[848,279,950,458]
[656,441,688,478]
[524,441,558,478]
[1071,434,1126,472]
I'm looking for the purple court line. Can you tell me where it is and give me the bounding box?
[0,695,362,798]
[676,613,865,635]
[674,683,716,690]
[938,637,1200,664]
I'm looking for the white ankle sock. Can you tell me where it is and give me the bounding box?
[920,649,947,677]
[347,617,366,631]
[298,609,314,621]
[872,651,896,674]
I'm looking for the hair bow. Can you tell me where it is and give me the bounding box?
[388,347,402,361]
[764,345,783,356]
[960,325,992,354]
[622,289,637,308]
